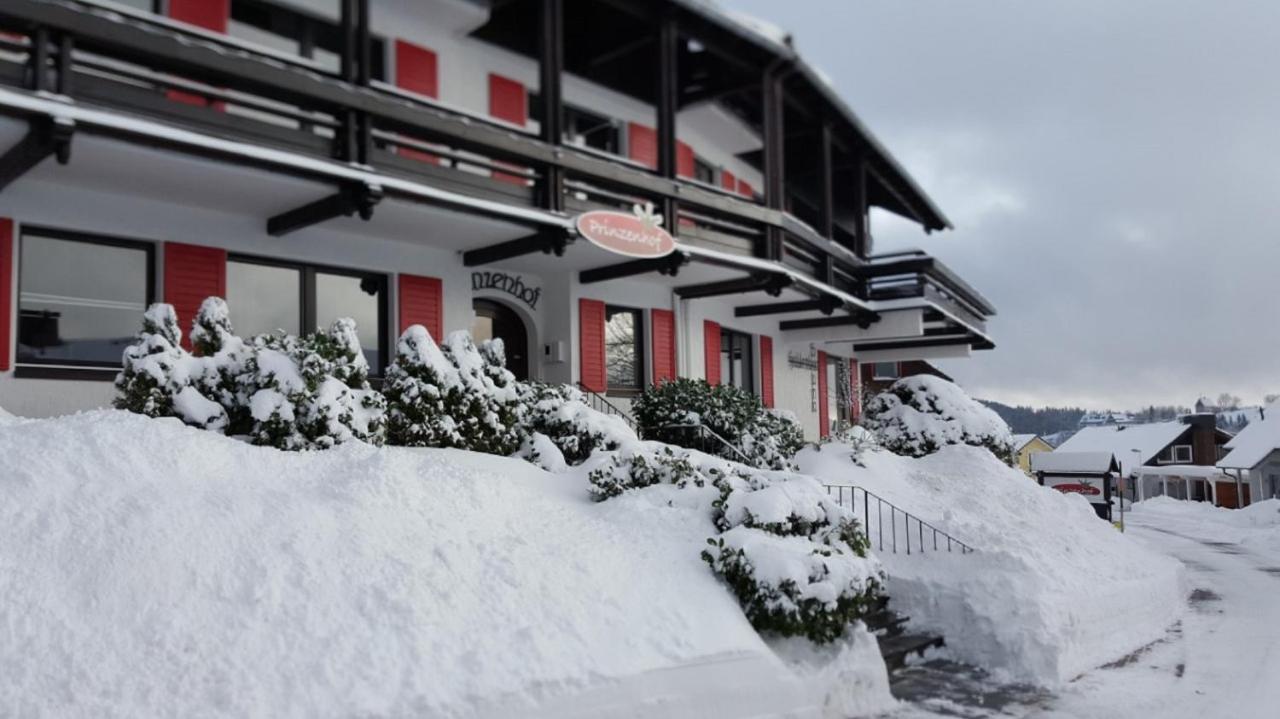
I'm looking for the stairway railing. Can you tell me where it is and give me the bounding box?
[660,423,758,468]
[824,484,975,555]
[574,382,638,431]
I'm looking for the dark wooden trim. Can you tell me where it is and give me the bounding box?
[463,231,571,267]
[0,117,74,192]
[779,312,879,331]
[13,365,119,381]
[851,335,989,353]
[266,182,382,237]
[579,252,689,284]
[735,297,839,318]
[675,273,790,300]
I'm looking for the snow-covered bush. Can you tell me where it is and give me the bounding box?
[586,442,704,500]
[114,304,205,422]
[633,378,804,470]
[702,526,882,644]
[518,382,637,465]
[863,375,1014,463]
[115,299,384,450]
[382,327,522,454]
[818,425,880,466]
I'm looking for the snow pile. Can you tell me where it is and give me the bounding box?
[798,442,1186,686]
[1133,497,1280,551]
[863,375,1014,463]
[0,410,904,718]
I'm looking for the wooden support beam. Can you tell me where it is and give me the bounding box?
[735,296,840,318]
[819,121,834,239]
[779,311,880,331]
[852,335,983,353]
[266,182,382,237]
[676,272,791,300]
[538,0,565,212]
[0,117,74,192]
[579,251,689,284]
[463,230,572,267]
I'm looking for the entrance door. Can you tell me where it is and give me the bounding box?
[471,299,529,380]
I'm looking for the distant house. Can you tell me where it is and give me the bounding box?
[1012,434,1053,475]
[1055,415,1236,506]
[1217,402,1280,503]
[860,360,952,398]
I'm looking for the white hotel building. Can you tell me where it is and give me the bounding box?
[0,0,995,439]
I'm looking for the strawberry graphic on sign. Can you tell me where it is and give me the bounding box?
[575,202,677,258]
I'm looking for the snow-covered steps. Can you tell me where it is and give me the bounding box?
[878,633,946,673]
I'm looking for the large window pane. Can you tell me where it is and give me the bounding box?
[18,234,150,366]
[227,261,301,338]
[315,272,382,369]
[719,329,754,393]
[605,306,642,391]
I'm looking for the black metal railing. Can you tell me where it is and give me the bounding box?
[574,382,638,432]
[824,484,975,555]
[659,422,758,467]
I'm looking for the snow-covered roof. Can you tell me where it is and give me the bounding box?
[1133,465,1227,479]
[1218,402,1280,469]
[1011,434,1041,451]
[1055,421,1190,476]
[1030,452,1119,475]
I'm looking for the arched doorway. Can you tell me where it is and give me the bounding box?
[471,298,529,380]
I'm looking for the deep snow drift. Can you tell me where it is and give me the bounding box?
[0,410,892,718]
[797,442,1186,686]
[1131,496,1280,550]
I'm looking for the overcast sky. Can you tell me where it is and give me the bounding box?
[724,0,1280,410]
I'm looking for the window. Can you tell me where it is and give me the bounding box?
[17,228,154,370]
[110,0,161,12]
[720,329,754,393]
[693,156,717,186]
[563,104,621,154]
[1171,445,1193,463]
[229,0,386,78]
[872,361,900,380]
[226,257,387,371]
[605,305,643,393]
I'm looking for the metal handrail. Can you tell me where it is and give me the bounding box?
[661,422,758,468]
[824,484,975,555]
[574,382,638,431]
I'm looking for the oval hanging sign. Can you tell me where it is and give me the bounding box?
[575,203,676,259]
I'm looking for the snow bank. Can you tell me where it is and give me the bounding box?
[0,410,838,718]
[797,443,1186,686]
[1133,496,1280,551]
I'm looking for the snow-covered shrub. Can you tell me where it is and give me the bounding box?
[242,318,386,450]
[585,442,704,500]
[114,304,201,421]
[702,526,882,644]
[633,378,803,470]
[115,299,383,450]
[517,382,637,466]
[383,327,522,454]
[863,375,1014,463]
[818,425,880,466]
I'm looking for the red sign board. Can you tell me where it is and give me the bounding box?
[1054,483,1102,496]
[575,209,676,259]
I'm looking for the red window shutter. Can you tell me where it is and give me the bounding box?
[759,335,774,408]
[651,308,676,385]
[399,274,443,341]
[676,141,696,179]
[738,179,755,199]
[169,0,228,32]
[628,123,658,170]
[488,74,527,126]
[164,242,227,351]
[395,40,440,164]
[817,350,829,437]
[703,320,721,385]
[488,74,528,184]
[396,40,438,98]
[721,169,737,191]
[0,218,12,371]
[579,299,607,393]
[167,0,228,107]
